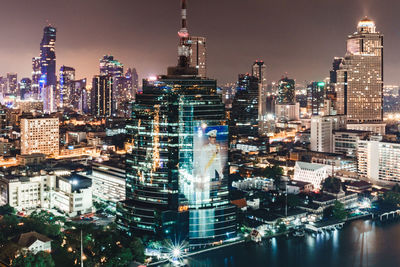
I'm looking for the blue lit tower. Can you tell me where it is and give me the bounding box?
[39,26,57,113]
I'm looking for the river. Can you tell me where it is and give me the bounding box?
[161,219,400,267]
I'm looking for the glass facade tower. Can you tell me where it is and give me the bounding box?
[117,74,236,247]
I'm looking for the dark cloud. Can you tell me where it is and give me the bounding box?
[0,0,399,85]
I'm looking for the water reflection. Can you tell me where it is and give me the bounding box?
[163,220,400,267]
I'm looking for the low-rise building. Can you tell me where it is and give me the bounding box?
[293,161,331,189]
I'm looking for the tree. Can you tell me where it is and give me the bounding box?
[332,201,348,220]
[0,204,15,215]
[287,194,301,208]
[383,191,400,206]
[322,177,342,194]
[13,251,55,267]
[259,166,283,190]
[129,237,145,263]
[275,219,287,233]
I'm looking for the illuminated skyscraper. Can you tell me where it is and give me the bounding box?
[32,57,41,99]
[39,26,57,113]
[189,36,207,77]
[7,73,18,95]
[91,75,113,117]
[307,81,325,115]
[59,66,75,107]
[19,78,32,100]
[277,76,295,104]
[116,0,236,247]
[336,18,383,123]
[230,74,260,139]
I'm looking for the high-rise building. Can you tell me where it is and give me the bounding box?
[277,76,295,104]
[189,36,207,77]
[358,135,400,186]
[19,78,32,100]
[336,18,383,124]
[21,116,59,156]
[39,26,57,113]
[7,73,18,95]
[91,75,113,117]
[310,115,347,152]
[73,79,88,113]
[99,55,126,111]
[116,0,236,247]
[230,74,260,139]
[307,81,325,115]
[131,68,139,94]
[252,61,267,123]
[59,66,75,108]
[99,55,123,76]
[32,57,41,99]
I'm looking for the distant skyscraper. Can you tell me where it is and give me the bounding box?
[39,26,57,113]
[277,76,295,104]
[32,57,41,99]
[73,79,87,113]
[251,61,267,131]
[330,57,344,84]
[59,66,75,108]
[131,68,139,93]
[336,18,383,123]
[99,55,125,111]
[99,55,123,76]
[230,74,260,138]
[7,73,18,95]
[19,78,32,100]
[307,81,325,115]
[189,36,207,77]
[91,75,113,117]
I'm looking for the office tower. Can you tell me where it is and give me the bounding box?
[91,75,113,117]
[32,57,41,99]
[336,18,383,124]
[21,116,59,156]
[307,81,325,115]
[116,0,236,247]
[189,36,207,77]
[99,55,125,110]
[275,76,299,121]
[131,68,139,94]
[99,55,123,76]
[230,74,260,139]
[59,66,75,108]
[330,57,344,84]
[252,61,267,126]
[7,73,18,95]
[310,115,347,152]
[358,135,400,186]
[124,68,134,99]
[39,26,57,113]
[333,129,370,157]
[73,79,88,113]
[277,76,295,104]
[19,78,32,100]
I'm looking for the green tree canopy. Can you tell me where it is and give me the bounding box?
[322,177,342,194]
[332,200,348,220]
[13,251,55,267]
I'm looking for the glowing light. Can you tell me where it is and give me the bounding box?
[148,76,157,81]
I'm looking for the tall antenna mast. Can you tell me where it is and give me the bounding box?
[177,0,190,67]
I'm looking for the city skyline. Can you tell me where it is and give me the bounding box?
[1,0,400,85]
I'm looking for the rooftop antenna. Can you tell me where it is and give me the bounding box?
[177,0,190,67]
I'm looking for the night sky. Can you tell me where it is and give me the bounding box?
[1,0,399,85]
